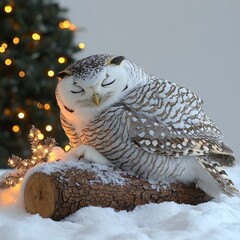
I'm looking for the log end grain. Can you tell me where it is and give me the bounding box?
[24,173,58,218]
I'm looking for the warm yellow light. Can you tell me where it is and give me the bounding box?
[36,102,43,109]
[12,125,20,133]
[48,70,55,77]
[59,22,63,29]
[2,43,8,49]
[37,145,43,150]
[0,182,22,206]
[79,42,85,49]
[18,112,25,119]
[58,57,66,64]
[62,20,70,28]
[44,103,51,110]
[19,71,25,77]
[59,20,72,29]
[38,133,44,140]
[5,59,12,66]
[64,145,71,152]
[69,23,76,31]
[9,160,14,165]
[0,47,5,53]
[4,5,12,13]
[32,33,41,41]
[46,125,52,132]
[58,20,76,30]
[13,37,20,44]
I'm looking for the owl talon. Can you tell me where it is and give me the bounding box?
[64,144,112,166]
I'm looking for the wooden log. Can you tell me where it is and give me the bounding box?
[24,162,212,220]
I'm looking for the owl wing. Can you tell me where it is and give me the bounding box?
[121,79,235,166]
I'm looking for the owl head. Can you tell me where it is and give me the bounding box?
[56,54,141,115]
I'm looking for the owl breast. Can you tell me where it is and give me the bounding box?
[80,105,190,182]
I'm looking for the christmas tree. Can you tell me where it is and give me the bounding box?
[0,0,84,167]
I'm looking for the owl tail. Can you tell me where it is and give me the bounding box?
[195,156,239,198]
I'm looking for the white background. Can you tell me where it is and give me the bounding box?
[58,0,240,160]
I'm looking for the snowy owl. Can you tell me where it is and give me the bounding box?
[55,54,238,198]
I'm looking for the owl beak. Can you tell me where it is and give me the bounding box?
[93,92,100,106]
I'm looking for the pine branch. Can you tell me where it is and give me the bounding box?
[0,126,56,190]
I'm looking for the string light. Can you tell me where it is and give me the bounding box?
[69,23,76,31]
[38,133,44,140]
[59,20,70,29]
[4,5,12,13]
[1,43,8,53]
[37,145,43,150]
[62,20,70,28]
[58,22,63,29]
[19,71,25,77]
[46,125,52,132]
[44,103,51,110]
[13,37,20,44]
[2,43,8,49]
[18,112,25,119]
[36,102,44,109]
[0,47,5,53]
[79,42,85,49]
[5,59,12,66]
[32,33,41,41]
[9,160,14,166]
[48,70,55,77]
[65,145,71,152]
[58,57,66,64]
[12,125,20,133]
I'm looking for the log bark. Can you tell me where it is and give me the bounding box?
[24,162,212,220]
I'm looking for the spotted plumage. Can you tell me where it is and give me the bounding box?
[56,54,238,198]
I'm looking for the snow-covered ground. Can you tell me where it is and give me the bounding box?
[0,165,240,240]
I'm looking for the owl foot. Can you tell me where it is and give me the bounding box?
[63,144,112,165]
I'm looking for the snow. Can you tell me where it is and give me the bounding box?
[1,165,240,240]
[24,160,127,186]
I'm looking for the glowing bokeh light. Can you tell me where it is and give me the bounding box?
[48,70,55,77]
[46,125,52,132]
[18,112,25,119]
[5,59,12,66]
[13,37,20,44]
[32,33,41,41]
[12,125,20,133]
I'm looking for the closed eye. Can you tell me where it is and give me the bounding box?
[101,74,116,87]
[71,85,84,94]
